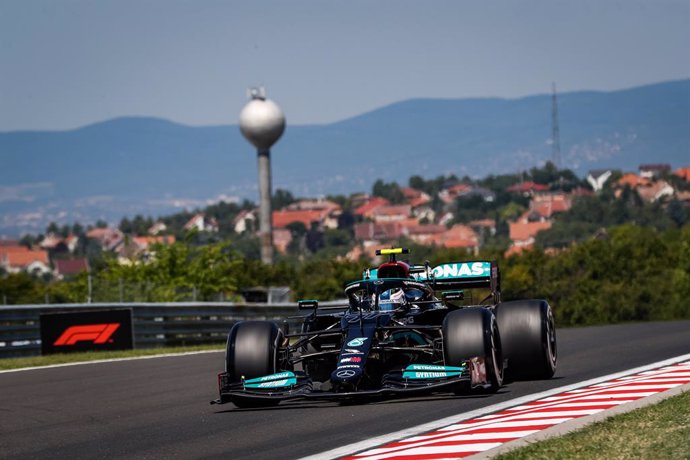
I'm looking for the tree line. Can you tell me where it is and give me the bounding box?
[2,223,688,327]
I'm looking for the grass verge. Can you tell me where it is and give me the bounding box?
[0,344,224,370]
[497,389,690,460]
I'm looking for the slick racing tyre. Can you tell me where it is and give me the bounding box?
[496,299,557,381]
[443,307,503,393]
[225,321,283,408]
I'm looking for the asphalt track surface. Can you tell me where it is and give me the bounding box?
[1,321,689,460]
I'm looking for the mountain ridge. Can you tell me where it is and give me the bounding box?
[5,77,687,134]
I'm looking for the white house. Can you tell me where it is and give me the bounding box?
[586,170,613,192]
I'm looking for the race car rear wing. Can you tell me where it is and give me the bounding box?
[414,260,501,304]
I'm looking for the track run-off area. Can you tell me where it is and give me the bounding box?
[1,321,689,460]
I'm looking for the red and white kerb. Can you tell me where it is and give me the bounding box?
[343,360,690,459]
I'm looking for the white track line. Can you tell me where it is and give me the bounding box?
[299,352,690,460]
[0,349,224,374]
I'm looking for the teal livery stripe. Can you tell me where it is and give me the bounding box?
[402,364,465,379]
[403,371,463,379]
[244,377,297,389]
[243,371,296,389]
[405,364,464,372]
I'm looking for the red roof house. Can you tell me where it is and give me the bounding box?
[406,224,447,245]
[54,258,89,278]
[636,180,675,203]
[438,184,473,204]
[504,221,553,257]
[509,221,552,243]
[273,209,328,229]
[0,245,51,275]
[518,193,573,222]
[402,187,431,208]
[183,213,219,232]
[370,205,412,222]
[354,222,405,242]
[506,182,550,195]
[287,199,341,213]
[433,224,480,251]
[86,227,124,251]
[617,173,651,189]
[354,197,390,219]
[132,235,176,250]
[673,167,690,182]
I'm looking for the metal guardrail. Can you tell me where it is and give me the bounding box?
[0,301,346,359]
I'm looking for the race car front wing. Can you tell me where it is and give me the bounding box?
[211,358,491,405]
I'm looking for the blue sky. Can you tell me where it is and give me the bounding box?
[1,0,688,131]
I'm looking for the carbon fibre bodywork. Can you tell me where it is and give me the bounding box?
[213,252,556,407]
[213,263,501,406]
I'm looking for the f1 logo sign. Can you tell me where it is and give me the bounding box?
[53,323,121,346]
[40,309,133,354]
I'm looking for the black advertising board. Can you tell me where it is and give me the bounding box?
[40,309,134,355]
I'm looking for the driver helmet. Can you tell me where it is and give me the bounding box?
[379,288,406,311]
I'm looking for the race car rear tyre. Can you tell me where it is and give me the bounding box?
[443,307,503,393]
[496,299,557,381]
[225,320,283,408]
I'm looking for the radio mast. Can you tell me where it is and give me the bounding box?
[551,82,561,169]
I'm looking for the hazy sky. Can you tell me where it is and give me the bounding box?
[1,0,689,131]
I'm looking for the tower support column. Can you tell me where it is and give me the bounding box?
[257,149,273,265]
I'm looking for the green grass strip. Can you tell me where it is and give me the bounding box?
[0,344,224,370]
[497,389,690,460]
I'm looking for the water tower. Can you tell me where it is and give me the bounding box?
[239,87,285,265]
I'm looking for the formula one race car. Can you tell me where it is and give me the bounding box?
[212,248,557,407]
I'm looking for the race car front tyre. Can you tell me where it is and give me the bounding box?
[443,307,503,393]
[225,320,283,407]
[496,299,557,381]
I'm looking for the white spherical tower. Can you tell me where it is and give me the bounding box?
[239,88,285,265]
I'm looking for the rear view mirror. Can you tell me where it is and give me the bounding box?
[442,291,464,308]
[443,291,464,301]
[298,299,319,311]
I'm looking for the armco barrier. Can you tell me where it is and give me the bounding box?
[0,301,342,358]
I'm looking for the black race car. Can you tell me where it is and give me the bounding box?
[212,248,557,407]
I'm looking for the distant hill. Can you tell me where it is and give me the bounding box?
[1,79,688,235]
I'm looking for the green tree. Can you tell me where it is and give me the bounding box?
[293,259,362,300]
[97,240,243,301]
[272,189,296,210]
[509,224,689,326]
[119,217,133,234]
[372,179,405,204]
[0,273,46,304]
[306,224,324,253]
[409,175,426,191]
[323,228,353,249]
[130,215,153,236]
[19,234,38,249]
[58,224,70,237]
[408,174,458,197]
[71,222,85,237]
[231,234,261,260]
[667,200,688,227]
[185,243,242,300]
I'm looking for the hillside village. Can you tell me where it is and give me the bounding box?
[1,163,689,281]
